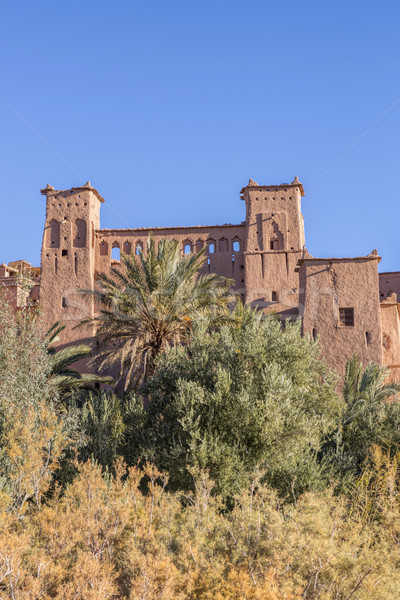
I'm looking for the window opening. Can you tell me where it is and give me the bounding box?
[111,246,120,261]
[270,239,279,250]
[339,307,354,327]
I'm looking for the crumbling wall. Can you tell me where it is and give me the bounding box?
[379,272,400,302]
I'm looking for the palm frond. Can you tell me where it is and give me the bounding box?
[78,234,234,389]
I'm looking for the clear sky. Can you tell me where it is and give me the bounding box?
[1,1,399,271]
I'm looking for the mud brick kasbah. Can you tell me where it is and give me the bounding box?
[2,176,400,380]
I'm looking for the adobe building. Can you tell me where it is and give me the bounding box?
[0,260,40,310]
[2,176,400,379]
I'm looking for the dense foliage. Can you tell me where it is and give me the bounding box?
[2,243,400,598]
[1,451,400,600]
[0,300,80,511]
[131,308,342,499]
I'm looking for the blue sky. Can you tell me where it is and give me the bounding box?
[1,1,399,271]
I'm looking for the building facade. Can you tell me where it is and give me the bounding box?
[3,177,400,378]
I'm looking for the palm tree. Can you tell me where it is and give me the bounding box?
[342,355,400,424]
[80,235,234,390]
[322,355,400,474]
[46,322,113,395]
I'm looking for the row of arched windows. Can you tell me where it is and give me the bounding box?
[183,237,241,255]
[100,236,241,261]
[100,240,141,261]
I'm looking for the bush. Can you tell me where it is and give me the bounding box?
[132,312,342,499]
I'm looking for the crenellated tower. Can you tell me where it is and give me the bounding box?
[241,176,305,315]
[40,182,103,344]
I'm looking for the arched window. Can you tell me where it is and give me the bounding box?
[111,244,120,262]
[232,239,240,252]
[208,240,215,254]
[123,241,131,255]
[135,241,143,255]
[183,241,192,254]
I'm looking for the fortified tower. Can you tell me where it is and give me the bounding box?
[39,182,104,344]
[240,176,305,317]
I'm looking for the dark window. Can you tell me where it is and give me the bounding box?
[62,249,68,257]
[366,331,371,345]
[339,307,354,327]
[270,239,279,250]
[62,297,67,308]
[272,291,278,301]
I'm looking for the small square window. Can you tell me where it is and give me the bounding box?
[339,307,354,327]
[270,239,279,250]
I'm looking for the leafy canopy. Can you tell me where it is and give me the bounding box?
[130,306,342,499]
